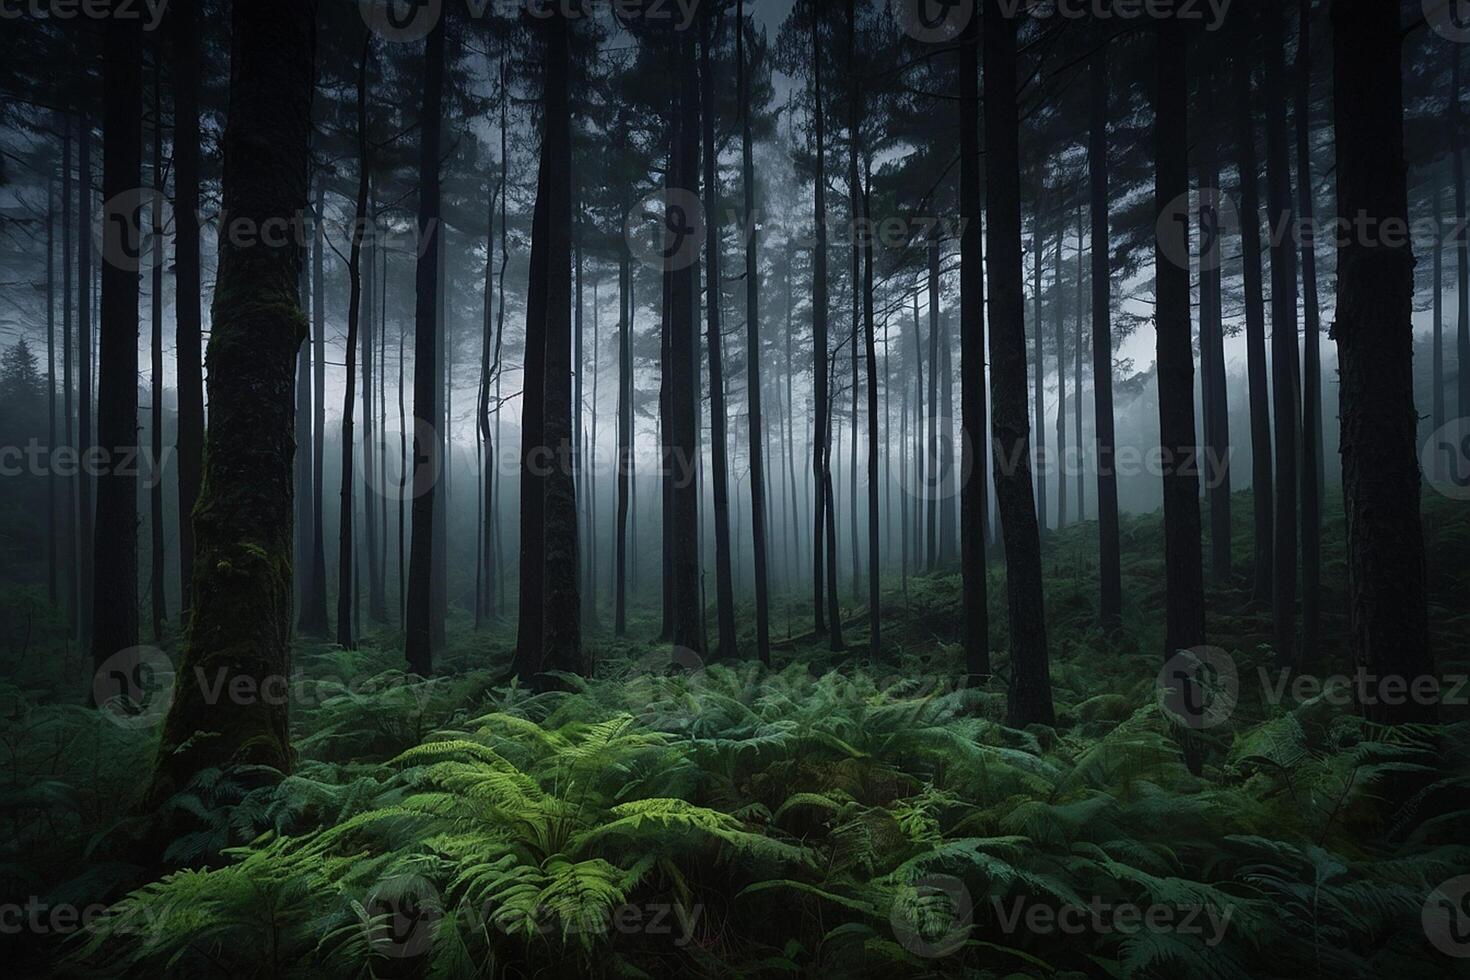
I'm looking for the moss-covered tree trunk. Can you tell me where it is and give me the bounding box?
[149,0,317,800]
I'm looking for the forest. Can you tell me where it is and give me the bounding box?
[0,0,1468,976]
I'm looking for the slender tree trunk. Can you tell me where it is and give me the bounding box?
[173,0,203,624]
[1454,45,1470,419]
[927,234,939,569]
[940,315,957,559]
[1053,221,1067,531]
[300,181,330,635]
[47,174,58,610]
[671,29,704,656]
[1089,48,1121,629]
[77,111,93,651]
[1031,217,1047,543]
[1153,22,1206,669]
[336,37,371,651]
[1264,0,1301,666]
[1199,57,1232,582]
[615,247,631,636]
[150,62,166,641]
[405,20,445,675]
[1233,43,1274,607]
[1073,204,1084,525]
[862,158,880,658]
[90,11,142,680]
[61,121,76,631]
[295,218,312,625]
[1330,0,1434,725]
[1434,180,1446,471]
[910,291,924,572]
[700,17,736,660]
[810,12,829,637]
[959,14,989,678]
[477,182,497,630]
[739,0,770,663]
[1296,0,1321,664]
[149,0,316,798]
[984,0,1053,726]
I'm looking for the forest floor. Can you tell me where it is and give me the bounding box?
[4,488,1469,978]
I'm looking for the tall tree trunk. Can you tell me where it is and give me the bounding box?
[700,16,736,660]
[173,0,203,624]
[940,316,957,559]
[477,182,497,629]
[615,247,631,636]
[1053,221,1067,530]
[300,181,330,635]
[1153,22,1206,669]
[1263,0,1301,666]
[150,62,166,640]
[405,20,445,675]
[810,11,829,637]
[984,0,1053,726]
[336,37,371,651]
[862,159,880,659]
[77,111,93,651]
[1199,55,1232,582]
[61,121,76,631]
[363,194,385,624]
[1073,204,1084,525]
[671,29,704,656]
[910,291,924,572]
[1330,0,1434,725]
[150,0,316,797]
[1434,180,1446,472]
[1233,42,1274,607]
[959,13,989,679]
[540,12,584,676]
[1296,0,1321,664]
[47,174,58,610]
[739,0,770,664]
[1089,47,1122,629]
[1454,45,1470,419]
[926,234,940,569]
[1031,217,1047,543]
[90,10,142,680]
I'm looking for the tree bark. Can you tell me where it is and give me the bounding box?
[959,13,989,679]
[1330,0,1435,725]
[149,61,166,641]
[1264,0,1301,665]
[150,0,316,797]
[299,180,330,636]
[1088,47,1121,630]
[1232,42,1274,608]
[1296,0,1321,664]
[810,10,830,637]
[984,0,1052,726]
[1153,21,1206,666]
[90,9,142,679]
[173,0,203,624]
[405,20,445,676]
[1199,54,1232,582]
